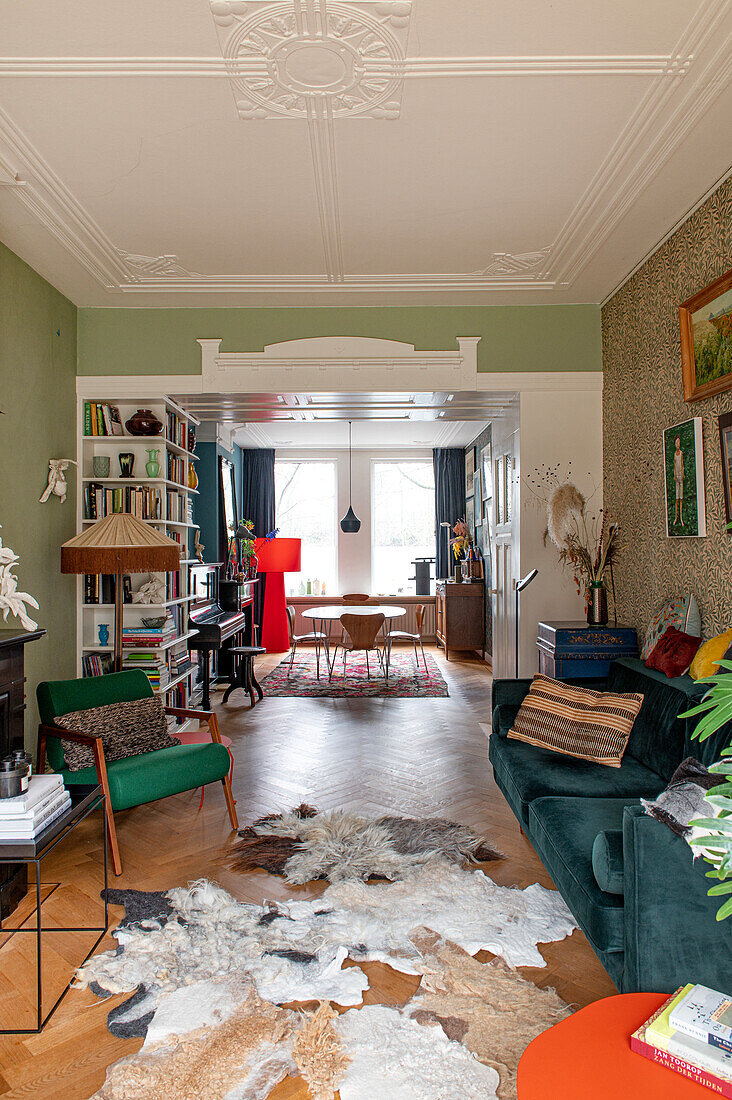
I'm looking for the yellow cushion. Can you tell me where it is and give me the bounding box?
[690,628,732,680]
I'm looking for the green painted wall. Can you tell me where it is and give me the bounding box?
[0,242,78,749]
[77,305,601,375]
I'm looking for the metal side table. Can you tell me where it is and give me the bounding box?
[0,783,108,1033]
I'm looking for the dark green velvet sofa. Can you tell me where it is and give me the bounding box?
[489,657,732,993]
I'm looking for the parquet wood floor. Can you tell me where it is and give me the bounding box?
[0,647,615,1098]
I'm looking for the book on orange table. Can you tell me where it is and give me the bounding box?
[632,990,732,1096]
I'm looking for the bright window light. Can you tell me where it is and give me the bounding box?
[275,460,338,596]
[371,460,435,596]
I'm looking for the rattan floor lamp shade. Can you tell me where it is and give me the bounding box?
[61,514,182,672]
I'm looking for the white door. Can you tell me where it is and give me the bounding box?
[489,405,520,678]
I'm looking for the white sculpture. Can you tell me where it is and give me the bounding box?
[0,529,39,631]
[132,574,166,605]
[39,459,76,504]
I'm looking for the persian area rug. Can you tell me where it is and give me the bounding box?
[77,867,577,1041]
[231,804,503,883]
[259,649,449,697]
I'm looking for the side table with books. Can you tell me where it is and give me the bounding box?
[518,993,725,1098]
[0,776,108,1033]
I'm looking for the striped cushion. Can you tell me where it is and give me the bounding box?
[507,675,644,768]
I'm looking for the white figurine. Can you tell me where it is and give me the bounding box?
[0,529,39,631]
[132,574,166,605]
[39,459,76,504]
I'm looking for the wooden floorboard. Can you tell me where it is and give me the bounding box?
[0,646,615,1097]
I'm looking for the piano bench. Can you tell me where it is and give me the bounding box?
[223,646,266,708]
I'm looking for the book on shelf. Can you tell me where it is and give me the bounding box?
[83,574,132,606]
[83,652,114,677]
[632,988,732,1096]
[84,484,163,521]
[83,402,123,438]
[670,984,732,1054]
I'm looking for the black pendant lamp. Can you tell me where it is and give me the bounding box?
[340,421,361,533]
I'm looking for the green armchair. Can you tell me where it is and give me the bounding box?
[36,670,238,876]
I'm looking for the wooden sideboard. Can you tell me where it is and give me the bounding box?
[435,581,484,660]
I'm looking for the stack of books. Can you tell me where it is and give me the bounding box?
[0,775,71,841]
[123,652,169,689]
[123,616,176,650]
[83,402,123,437]
[632,983,732,1094]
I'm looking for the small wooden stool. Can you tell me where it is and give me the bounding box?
[223,646,265,707]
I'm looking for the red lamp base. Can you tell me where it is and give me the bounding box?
[260,571,290,652]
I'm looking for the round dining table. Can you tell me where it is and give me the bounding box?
[302,605,407,678]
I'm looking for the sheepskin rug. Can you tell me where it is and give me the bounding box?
[77,866,576,1040]
[232,803,503,883]
[407,930,571,1100]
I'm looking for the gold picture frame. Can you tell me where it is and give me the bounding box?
[680,267,732,402]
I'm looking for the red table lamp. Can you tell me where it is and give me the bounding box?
[255,537,301,652]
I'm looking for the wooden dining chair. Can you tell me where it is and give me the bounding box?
[334,612,386,685]
[341,593,370,603]
[286,605,329,678]
[385,603,428,677]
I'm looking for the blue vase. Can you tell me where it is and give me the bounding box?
[98,624,110,646]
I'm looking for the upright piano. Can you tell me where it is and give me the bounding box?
[188,564,256,709]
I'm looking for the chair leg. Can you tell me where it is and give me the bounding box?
[342,648,348,686]
[414,640,419,670]
[366,649,370,678]
[419,639,428,674]
[221,774,239,830]
[250,663,264,702]
[244,657,257,708]
[315,637,321,679]
[93,740,122,876]
[288,638,297,676]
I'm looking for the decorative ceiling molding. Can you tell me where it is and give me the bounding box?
[0,55,693,78]
[210,0,411,120]
[0,106,127,288]
[550,0,730,285]
[472,248,551,278]
[118,250,201,279]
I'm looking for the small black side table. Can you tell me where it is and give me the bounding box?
[0,783,108,1033]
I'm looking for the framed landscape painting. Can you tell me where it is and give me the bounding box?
[680,267,732,401]
[663,417,706,538]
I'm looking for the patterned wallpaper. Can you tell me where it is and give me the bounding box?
[602,175,732,641]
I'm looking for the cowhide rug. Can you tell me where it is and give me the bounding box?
[231,804,503,883]
[77,866,576,1040]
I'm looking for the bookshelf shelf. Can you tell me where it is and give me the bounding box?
[75,393,202,721]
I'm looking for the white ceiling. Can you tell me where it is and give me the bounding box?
[233,419,481,449]
[0,0,731,306]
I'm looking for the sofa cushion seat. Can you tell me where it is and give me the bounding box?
[57,741,231,812]
[528,797,634,953]
[489,732,665,827]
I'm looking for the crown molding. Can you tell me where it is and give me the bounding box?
[0,54,692,78]
[549,0,731,286]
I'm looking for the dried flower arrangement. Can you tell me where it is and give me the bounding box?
[450,518,473,560]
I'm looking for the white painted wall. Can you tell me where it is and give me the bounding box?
[517,383,604,675]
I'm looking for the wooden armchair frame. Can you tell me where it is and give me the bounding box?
[37,707,238,877]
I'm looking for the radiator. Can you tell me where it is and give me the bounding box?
[290,601,436,643]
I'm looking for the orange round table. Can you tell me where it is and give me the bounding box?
[518,993,720,1098]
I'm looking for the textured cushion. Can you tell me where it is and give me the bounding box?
[690,629,732,680]
[645,626,702,678]
[56,696,180,771]
[592,831,625,895]
[641,757,722,838]
[641,595,701,659]
[507,675,643,768]
[528,796,630,953]
[489,732,666,828]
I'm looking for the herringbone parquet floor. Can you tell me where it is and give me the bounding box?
[0,647,615,1098]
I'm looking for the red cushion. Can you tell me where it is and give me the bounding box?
[645,626,702,678]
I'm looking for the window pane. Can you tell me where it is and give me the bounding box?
[371,461,435,595]
[275,461,337,596]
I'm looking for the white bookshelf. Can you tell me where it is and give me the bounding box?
[74,394,202,726]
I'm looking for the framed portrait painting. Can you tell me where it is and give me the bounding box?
[719,412,732,527]
[680,267,732,401]
[465,447,475,498]
[663,417,706,537]
[480,443,492,500]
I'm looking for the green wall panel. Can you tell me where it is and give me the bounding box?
[0,242,78,747]
[77,305,601,376]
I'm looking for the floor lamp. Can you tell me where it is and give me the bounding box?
[514,568,538,678]
[61,513,182,673]
[254,537,302,653]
